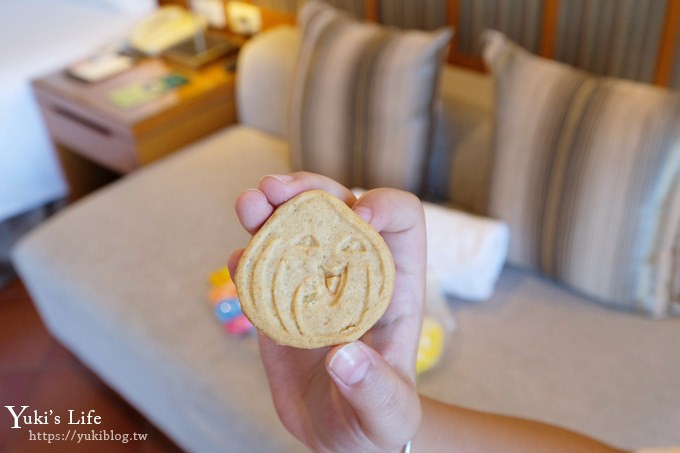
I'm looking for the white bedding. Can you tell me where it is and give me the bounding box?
[0,0,154,221]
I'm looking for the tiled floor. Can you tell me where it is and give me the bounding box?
[0,278,181,452]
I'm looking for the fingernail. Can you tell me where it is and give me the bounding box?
[262,174,294,184]
[329,342,371,386]
[354,206,372,225]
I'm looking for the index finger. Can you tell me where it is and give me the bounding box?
[234,172,357,236]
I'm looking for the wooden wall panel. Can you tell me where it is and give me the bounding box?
[656,0,680,88]
[539,0,558,58]
[455,0,543,56]
[378,0,447,30]
[158,0,680,87]
[554,0,667,84]
[364,0,378,21]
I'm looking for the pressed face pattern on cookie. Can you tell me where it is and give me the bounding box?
[235,190,395,349]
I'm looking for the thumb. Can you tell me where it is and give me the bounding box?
[326,341,421,449]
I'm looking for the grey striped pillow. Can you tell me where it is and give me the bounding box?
[483,30,680,317]
[289,1,452,194]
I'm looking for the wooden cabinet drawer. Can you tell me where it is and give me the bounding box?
[36,92,138,174]
[32,58,239,187]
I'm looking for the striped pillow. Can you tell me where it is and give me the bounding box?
[482,31,680,316]
[289,1,452,194]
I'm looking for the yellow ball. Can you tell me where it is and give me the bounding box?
[416,316,445,375]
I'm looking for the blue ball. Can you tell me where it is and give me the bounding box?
[214,299,242,323]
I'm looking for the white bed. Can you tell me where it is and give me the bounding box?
[0,0,155,222]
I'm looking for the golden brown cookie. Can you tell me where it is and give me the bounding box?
[235,190,395,349]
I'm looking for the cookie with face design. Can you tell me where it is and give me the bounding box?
[235,190,395,349]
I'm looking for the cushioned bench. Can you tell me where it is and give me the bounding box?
[13,26,680,451]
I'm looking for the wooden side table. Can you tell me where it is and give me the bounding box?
[32,58,237,199]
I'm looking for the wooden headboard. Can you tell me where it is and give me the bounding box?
[159,0,680,89]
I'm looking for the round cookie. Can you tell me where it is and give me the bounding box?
[235,190,395,349]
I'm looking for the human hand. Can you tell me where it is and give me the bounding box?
[228,172,426,452]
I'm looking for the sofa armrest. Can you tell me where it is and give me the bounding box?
[237,26,300,138]
[427,66,494,213]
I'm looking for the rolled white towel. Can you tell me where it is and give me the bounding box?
[352,188,509,301]
[424,202,508,301]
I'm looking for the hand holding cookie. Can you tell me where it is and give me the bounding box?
[228,172,426,452]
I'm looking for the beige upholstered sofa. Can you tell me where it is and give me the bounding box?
[13,23,680,453]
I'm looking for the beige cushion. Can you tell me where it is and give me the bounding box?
[237,26,299,138]
[13,126,297,452]
[427,65,494,213]
[482,30,680,316]
[420,267,680,450]
[289,1,452,194]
